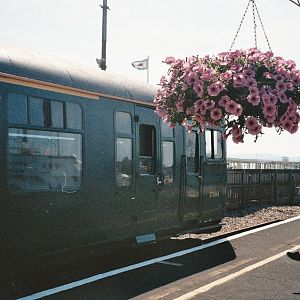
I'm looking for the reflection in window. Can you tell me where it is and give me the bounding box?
[116,112,132,134]
[206,129,223,159]
[139,125,156,175]
[29,97,46,127]
[205,130,212,159]
[51,101,64,128]
[8,128,82,192]
[186,131,198,173]
[162,141,174,184]
[116,138,132,187]
[8,93,28,124]
[161,122,174,138]
[214,131,223,159]
[66,103,82,130]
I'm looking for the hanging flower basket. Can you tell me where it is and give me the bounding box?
[154,48,300,143]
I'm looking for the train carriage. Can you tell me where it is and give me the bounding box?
[0,44,227,275]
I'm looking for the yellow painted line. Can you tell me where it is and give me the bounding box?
[0,72,155,107]
[174,244,300,300]
[0,72,99,100]
[208,258,254,277]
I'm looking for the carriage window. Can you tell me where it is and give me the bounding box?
[206,129,223,159]
[66,103,82,130]
[186,131,198,173]
[7,128,82,192]
[8,93,28,124]
[139,124,156,175]
[116,138,132,187]
[214,131,223,159]
[116,112,132,134]
[51,101,64,128]
[29,97,46,127]
[161,122,174,138]
[162,141,174,184]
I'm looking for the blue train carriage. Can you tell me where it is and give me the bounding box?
[0,45,227,273]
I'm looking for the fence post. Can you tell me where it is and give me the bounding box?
[270,173,274,204]
[289,171,295,205]
[274,169,277,205]
[241,170,245,208]
[258,169,262,207]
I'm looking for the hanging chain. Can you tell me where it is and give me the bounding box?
[229,0,252,51]
[253,1,272,52]
[229,0,272,52]
[251,0,258,48]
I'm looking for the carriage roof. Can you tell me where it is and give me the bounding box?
[0,44,157,103]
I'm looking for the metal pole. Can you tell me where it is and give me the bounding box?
[96,0,109,70]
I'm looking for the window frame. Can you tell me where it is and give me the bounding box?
[6,92,84,193]
[161,122,176,183]
[205,129,224,160]
[139,124,157,176]
[114,110,134,187]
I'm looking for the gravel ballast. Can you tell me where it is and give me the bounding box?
[179,204,300,240]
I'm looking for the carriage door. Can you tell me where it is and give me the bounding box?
[201,129,227,222]
[134,106,159,229]
[182,130,203,222]
[0,93,4,197]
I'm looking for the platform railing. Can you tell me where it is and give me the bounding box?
[226,169,300,210]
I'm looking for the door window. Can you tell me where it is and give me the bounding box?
[205,129,223,159]
[115,111,133,187]
[162,141,174,184]
[139,124,156,175]
[116,138,132,187]
[186,131,199,173]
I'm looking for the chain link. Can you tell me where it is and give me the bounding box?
[251,0,258,48]
[253,1,272,52]
[229,0,272,52]
[229,0,252,51]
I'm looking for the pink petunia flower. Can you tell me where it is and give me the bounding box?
[225,100,238,114]
[193,80,204,96]
[269,94,278,105]
[289,124,299,134]
[247,92,260,106]
[266,114,276,125]
[276,81,287,92]
[176,101,185,112]
[281,119,294,132]
[210,108,223,121]
[243,68,255,78]
[186,107,195,116]
[245,78,257,88]
[231,126,244,143]
[234,104,243,117]
[164,57,176,64]
[277,91,288,103]
[263,103,277,117]
[248,124,262,135]
[207,81,223,97]
[245,116,259,131]
[218,95,230,107]
[233,73,244,87]
[204,99,215,109]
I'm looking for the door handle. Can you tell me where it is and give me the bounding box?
[157,175,163,185]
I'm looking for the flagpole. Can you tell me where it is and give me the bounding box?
[147,56,149,83]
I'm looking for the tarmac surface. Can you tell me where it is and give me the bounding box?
[12,216,300,300]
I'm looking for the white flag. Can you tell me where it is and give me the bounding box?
[132,58,148,70]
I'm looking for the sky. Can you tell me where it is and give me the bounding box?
[1,0,300,159]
